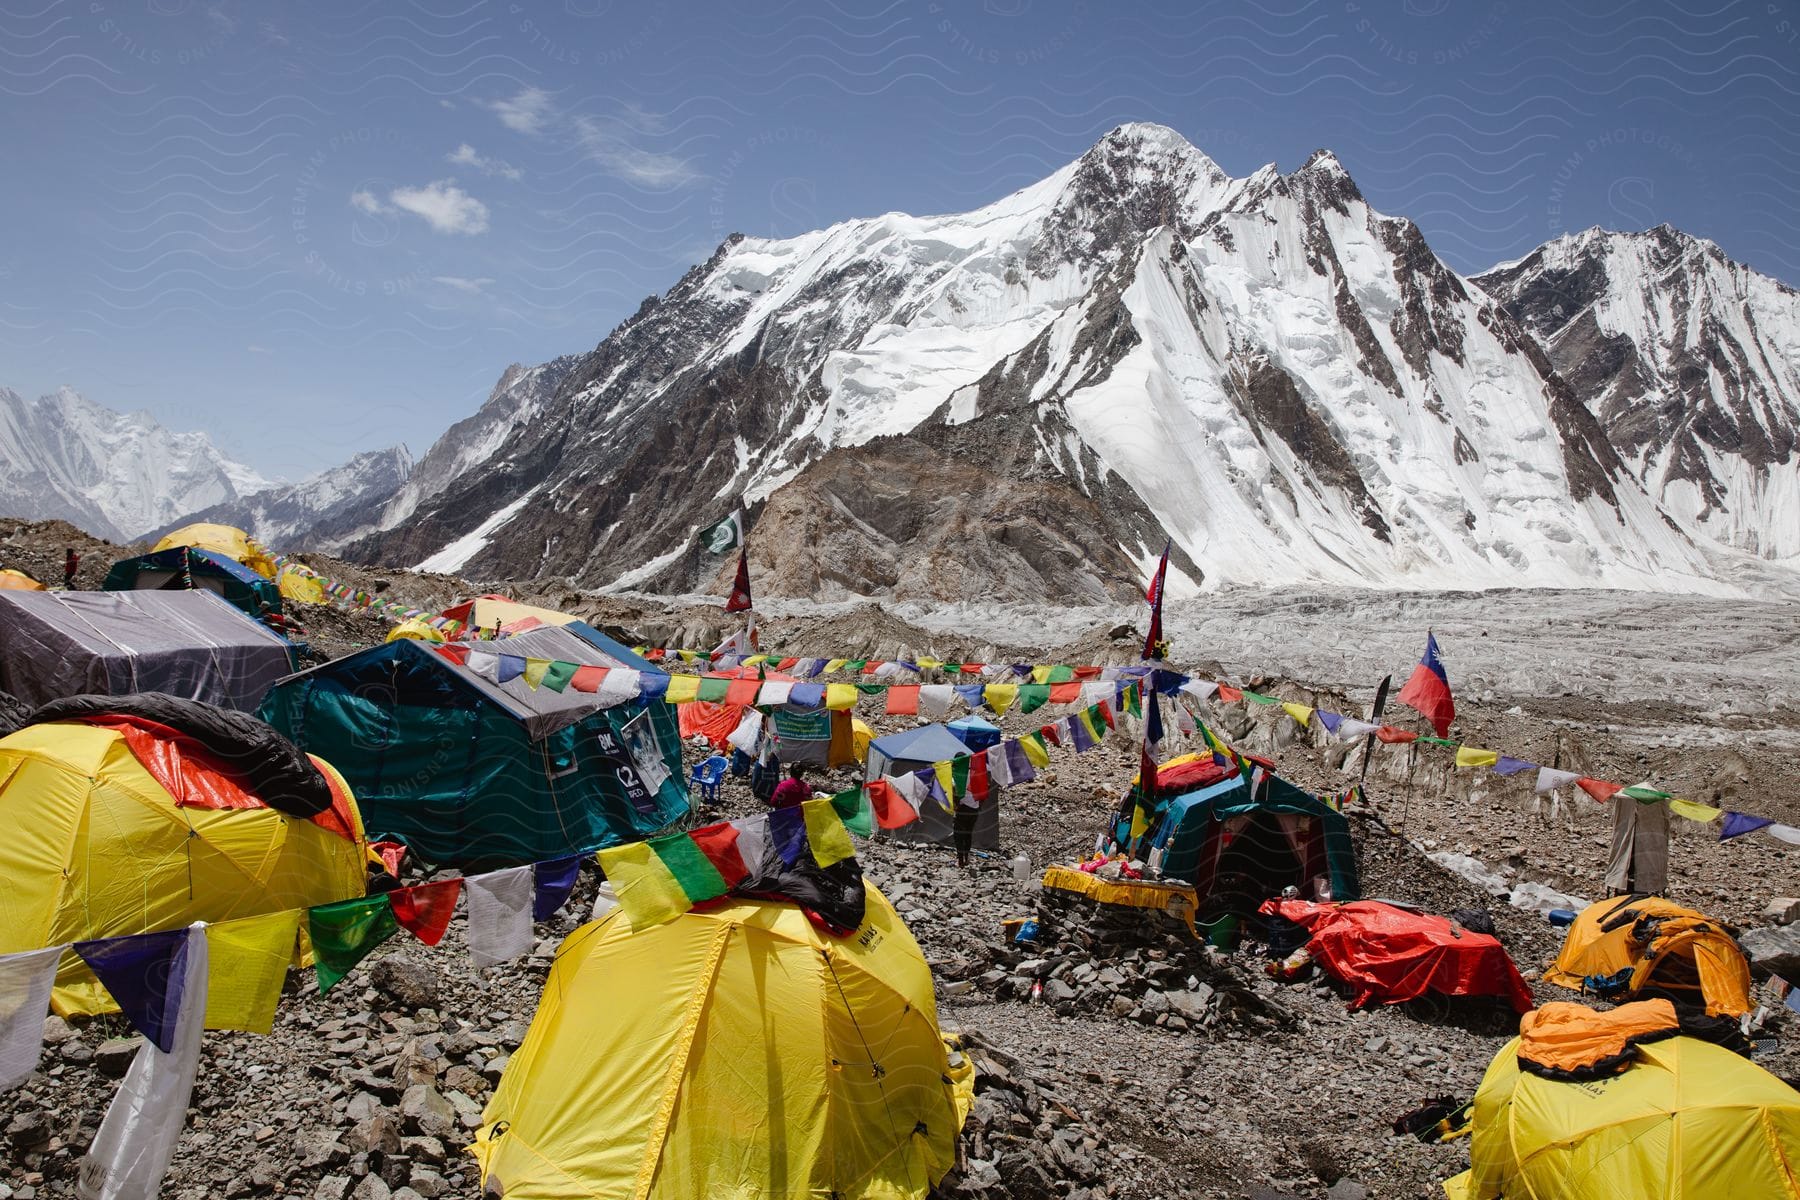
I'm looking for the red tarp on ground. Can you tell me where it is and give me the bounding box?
[676,668,799,750]
[1262,899,1535,1013]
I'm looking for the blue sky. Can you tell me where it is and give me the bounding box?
[3,0,1796,479]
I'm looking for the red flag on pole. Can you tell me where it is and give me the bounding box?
[725,547,752,613]
[1395,632,1455,738]
[1141,540,1169,660]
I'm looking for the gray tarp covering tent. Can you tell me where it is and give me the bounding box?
[0,590,295,711]
[867,723,1000,851]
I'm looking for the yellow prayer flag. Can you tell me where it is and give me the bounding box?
[676,649,699,662]
[1455,746,1500,769]
[915,657,942,670]
[933,761,956,805]
[595,840,689,929]
[1281,702,1314,728]
[825,683,858,711]
[523,658,550,689]
[1030,665,1053,685]
[824,658,849,674]
[983,684,1019,717]
[1020,735,1050,769]
[1668,798,1721,823]
[663,675,700,704]
[802,799,855,867]
[205,909,302,1034]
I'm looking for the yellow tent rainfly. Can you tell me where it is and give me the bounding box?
[1544,895,1754,1017]
[471,881,973,1200]
[0,704,368,1024]
[1446,1001,1800,1199]
[151,521,278,579]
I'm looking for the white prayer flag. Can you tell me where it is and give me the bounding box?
[594,668,640,708]
[77,924,208,1200]
[465,867,535,969]
[918,685,955,720]
[0,946,62,1092]
[1535,767,1580,795]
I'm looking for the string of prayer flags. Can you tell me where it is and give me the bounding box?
[308,896,400,994]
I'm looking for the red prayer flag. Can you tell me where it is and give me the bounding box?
[369,841,407,876]
[1097,701,1115,730]
[1142,540,1170,660]
[436,644,471,666]
[1048,682,1081,704]
[389,878,463,947]
[776,657,798,670]
[885,686,920,716]
[1375,725,1418,744]
[568,665,606,693]
[1577,778,1623,802]
[725,548,752,613]
[1040,723,1062,747]
[689,822,751,886]
[1216,684,1243,703]
[864,780,919,829]
[725,678,761,706]
[1073,666,1102,680]
[967,752,991,804]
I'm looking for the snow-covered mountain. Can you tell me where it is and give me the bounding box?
[1475,227,1800,562]
[340,124,1767,600]
[155,444,414,551]
[0,386,278,541]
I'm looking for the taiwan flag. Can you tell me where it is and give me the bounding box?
[1396,632,1455,738]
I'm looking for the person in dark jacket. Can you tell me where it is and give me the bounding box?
[62,547,79,588]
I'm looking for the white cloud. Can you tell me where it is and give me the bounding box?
[572,110,699,188]
[349,189,389,215]
[447,143,523,181]
[432,275,495,294]
[388,180,490,235]
[487,86,554,135]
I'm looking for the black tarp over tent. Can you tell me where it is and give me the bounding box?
[866,723,1001,851]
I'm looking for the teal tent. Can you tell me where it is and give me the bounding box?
[1149,771,1358,906]
[103,546,281,617]
[258,625,686,869]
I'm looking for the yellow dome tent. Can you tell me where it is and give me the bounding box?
[278,565,327,606]
[0,568,45,591]
[1445,1001,1800,1199]
[151,522,277,579]
[1544,895,1753,1017]
[471,882,973,1200]
[386,617,446,644]
[0,720,368,1023]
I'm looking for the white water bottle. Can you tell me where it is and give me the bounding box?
[1011,853,1030,881]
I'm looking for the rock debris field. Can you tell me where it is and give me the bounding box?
[3,561,1798,1199]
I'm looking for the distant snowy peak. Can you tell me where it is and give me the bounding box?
[340,124,1775,599]
[1476,227,1800,559]
[159,443,414,551]
[0,385,276,541]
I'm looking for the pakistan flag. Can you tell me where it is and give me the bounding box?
[698,510,743,554]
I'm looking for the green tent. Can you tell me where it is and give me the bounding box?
[1149,771,1358,906]
[259,625,686,869]
[104,546,281,617]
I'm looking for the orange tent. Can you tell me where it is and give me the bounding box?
[0,569,45,591]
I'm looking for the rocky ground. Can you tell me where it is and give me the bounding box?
[2,523,1797,1198]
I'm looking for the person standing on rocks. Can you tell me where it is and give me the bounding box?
[953,801,979,869]
[62,547,78,588]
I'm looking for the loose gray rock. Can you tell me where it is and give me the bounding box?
[94,1036,142,1079]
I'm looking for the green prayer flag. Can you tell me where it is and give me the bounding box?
[1045,665,1075,684]
[855,683,884,695]
[696,677,731,703]
[1017,684,1050,714]
[1418,735,1459,748]
[650,835,730,905]
[845,659,868,672]
[1619,784,1673,802]
[949,755,971,800]
[310,896,400,994]
[1121,683,1142,717]
[542,660,579,693]
[1241,690,1280,705]
[830,786,875,837]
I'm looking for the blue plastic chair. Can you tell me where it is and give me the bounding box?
[690,755,728,804]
